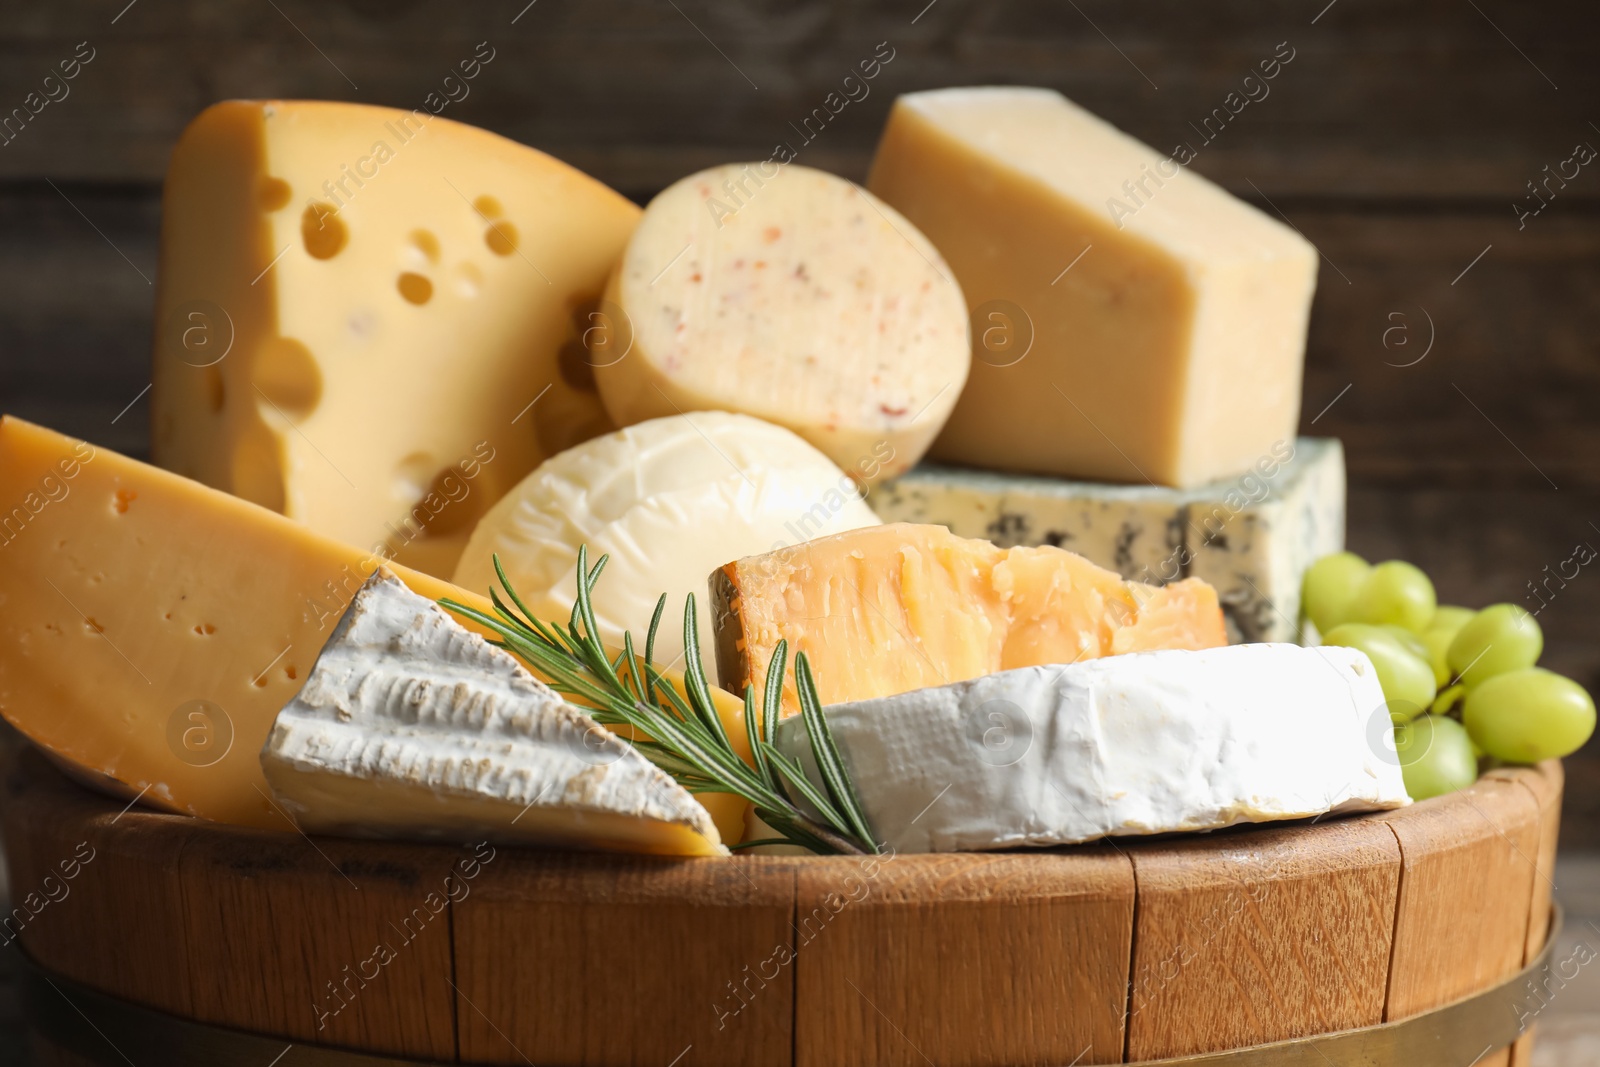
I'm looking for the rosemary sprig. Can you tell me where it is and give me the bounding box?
[440,547,880,856]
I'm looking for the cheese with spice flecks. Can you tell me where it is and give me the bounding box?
[593,162,969,486]
[870,437,1345,644]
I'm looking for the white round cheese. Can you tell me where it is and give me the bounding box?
[594,162,970,486]
[452,412,881,679]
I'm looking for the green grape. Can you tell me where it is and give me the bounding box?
[1422,627,1456,688]
[1302,552,1371,634]
[1383,625,1431,663]
[1321,623,1438,718]
[1423,606,1475,687]
[1395,715,1479,800]
[1447,604,1543,688]
[1462,667,1595,763]
[1350,560,1437,631]
[1429,605,1476,635]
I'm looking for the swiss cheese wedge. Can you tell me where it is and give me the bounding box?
[711,522,1226,713]
[0,417,748,841]
[152,100,639,577]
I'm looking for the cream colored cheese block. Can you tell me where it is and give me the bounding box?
[454,412,880,679]
[593,162,969,485]
[867,87,1319,488]
[152,100,640,578]
[261,571,724,856]
[775,643,1409,853]
[872,438,1346,643]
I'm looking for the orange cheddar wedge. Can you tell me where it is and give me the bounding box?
[711,522,1226,713]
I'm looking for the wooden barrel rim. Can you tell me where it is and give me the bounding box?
[15,903,1567,1067]
[0,745,1565,1067]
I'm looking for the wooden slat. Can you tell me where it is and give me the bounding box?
[1486,761,1564,1067]
[1123,818,1401,1061]
[1378,776,1543,1067]
[0,746,194,1018]
[793,850,1133,1067]
[176,819,463,1060]
[451,851,796,1067]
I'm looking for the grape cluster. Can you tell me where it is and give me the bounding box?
[1301,552,1595,801]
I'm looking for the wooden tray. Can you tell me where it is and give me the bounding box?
[0,746,1562,1067]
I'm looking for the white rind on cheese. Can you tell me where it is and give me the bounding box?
[261,570,724,856]
[454,412,880,679]
[775,643,1408,854]
[871,437,1345,643]
[594,162,969,485]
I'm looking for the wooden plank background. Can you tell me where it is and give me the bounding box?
[1,0,1598,840]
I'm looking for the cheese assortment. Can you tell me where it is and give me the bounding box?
[711,522,1227,715]
[262,570,725,855]
[0,417,748,843]
[152,101,638,578]
[593,163,969,485]
[867,87,1318,488]
[872,437,1346,643]
[453,411,880,679]
[22,84,1588,862]
[773,644,1408,853]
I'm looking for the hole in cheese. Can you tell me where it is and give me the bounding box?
[84,617,103,634]
[473,194,503,218]
[258,177,291,211]
[301,201,347,260]
[409,228,440,263]
[253,337,323,420]
[393,451,436,503]
[193,623,215,636]
[397,272,434,306]
[112,489,137,514]
[202,365,225,413]
[406,466,486,539]
[558,340,598,392]
[484,221,518,256]
[455,262,483,298]
[285,664,298,680]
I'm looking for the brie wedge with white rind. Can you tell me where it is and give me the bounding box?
[261,570,725,856]
[775,643,1409,854]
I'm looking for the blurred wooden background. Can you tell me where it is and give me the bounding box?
[2,1,1599,837]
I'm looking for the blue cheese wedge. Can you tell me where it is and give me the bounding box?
[871,437,1344,643]
[260,570,725,856]
[775,643,1408,854]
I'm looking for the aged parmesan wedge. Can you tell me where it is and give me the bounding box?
[262,571,724,856]
[454,412,880,680]
[775,643,1410,853]
[711,522,1226,714]
[594,162,969,485]
[0,417,748,841]
[867,87,1318,488]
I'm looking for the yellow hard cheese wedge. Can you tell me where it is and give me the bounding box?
[712,522,1227,713]
[152,100,639,578]
[0,417,746,844]
[867,88,1318,488]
